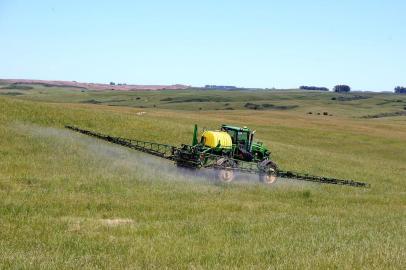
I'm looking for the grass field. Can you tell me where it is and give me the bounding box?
[0,85,405,269]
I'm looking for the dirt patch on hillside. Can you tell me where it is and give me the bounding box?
[101,218,134,227]
[64,216,134,232]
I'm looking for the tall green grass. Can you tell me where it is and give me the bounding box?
[0,96,405,269]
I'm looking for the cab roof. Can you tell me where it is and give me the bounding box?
[221,124,251,132]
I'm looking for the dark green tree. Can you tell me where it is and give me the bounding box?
[333,85,351,93]
[395,86,406,94]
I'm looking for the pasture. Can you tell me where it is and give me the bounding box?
[0,85,405,268]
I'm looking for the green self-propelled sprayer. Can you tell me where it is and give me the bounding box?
[65,124,369,187]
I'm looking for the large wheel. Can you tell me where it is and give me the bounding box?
[216,158,235,183]
[259,160,278,184]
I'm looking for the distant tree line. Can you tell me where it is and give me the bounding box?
[394,86,406,94]
[205,85,237,90]
[333,85,351,93]
[109,82,127,86]
[299,86,329,91]
[298,85,352,92]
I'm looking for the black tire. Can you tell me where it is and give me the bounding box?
[216,158,236,183]
[259,160,278,184]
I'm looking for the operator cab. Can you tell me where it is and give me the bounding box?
[221,125,252,147]
[221,125,254,161]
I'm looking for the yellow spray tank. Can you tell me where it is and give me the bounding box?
[201,130,232,149]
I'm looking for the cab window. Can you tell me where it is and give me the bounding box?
[237,131,248,145]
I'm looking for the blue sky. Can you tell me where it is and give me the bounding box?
[0,0,405,91]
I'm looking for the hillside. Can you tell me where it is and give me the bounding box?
[0,86,405,268]
[0,79,190,91]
